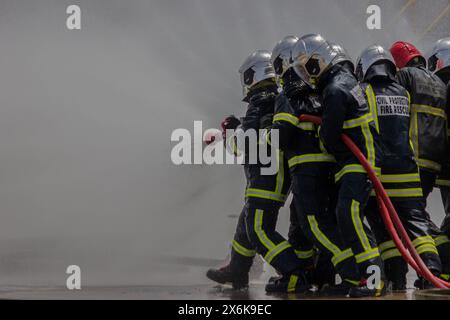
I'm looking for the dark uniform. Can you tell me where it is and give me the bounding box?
[287,201,316,268]
[396,64,450,277]
[436,76,450,278]
[228,87,307,284]
[396,65,448,198]
[271,81,361,285]
[362,63,443,288]
[318,63,384,279]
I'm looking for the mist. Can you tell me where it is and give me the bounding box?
[0,0,447,286]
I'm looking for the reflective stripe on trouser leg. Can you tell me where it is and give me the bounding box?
[294,249,315,260]
[254,209,276,250]
[288,202,315,263]
[434,235,450,274]
[379,240,402,261]
[231,240,256,257]
[254,208,290,264]
[412,236,439,255]
[435,235,450,247]
[229,207,255,273]
[246,208,301,274]
[411,235,442,273]
[307,215,351,265]
[287,275,299,293]
[351,199,381,264]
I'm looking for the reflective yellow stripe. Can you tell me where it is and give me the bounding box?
[381,248,402,261]
[319,136,328,154]
[436,179,450,187]
[287,275,298,293]
[226,134,241,156]
[331,248,354,266]
[335,164,381,182]
[343,113,374,129]
[245,189,287,202]
[288,153,336,168]
[273,113,299,126]
[365,84,380,133]
[410,110,419,158]
[355,248,380,263]
[412,236,435,248]
[441,274,450,281]
[264,129,272,146]
[412,104,447,118]
[351,199,372,252]
[362,123,376,169]
[254,209,275,250]
[273,112,315,131]
[435,235,450,246]
[264,241,292,264]
[384,188,423,198]
[380,173,421,183]
[307,216,353,266]
[379,240,396,253]
[275,150,284,195]
[417,158,442,172]
[297,122,316,131]
[295,249,315,259]
[344,279,361,286]
[232,240,256,257]
[307,215,341,257]
[409,104,446,172]
[416,244,439,255]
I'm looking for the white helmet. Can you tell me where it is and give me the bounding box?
[271,35,299,77]
[427,37,450,74]
[291,34,353,89]
[355,44,396,81]
[238,50,276,98]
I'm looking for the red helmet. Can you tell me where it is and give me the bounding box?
[390,41,425,69]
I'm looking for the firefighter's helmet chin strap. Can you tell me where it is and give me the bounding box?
[243,79,278,103]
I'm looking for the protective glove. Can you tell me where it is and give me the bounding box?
[220,115,241,140]
[204,130,221,145]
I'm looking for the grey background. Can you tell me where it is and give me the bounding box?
[0,0,448,287]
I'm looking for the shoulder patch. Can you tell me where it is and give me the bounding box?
[349,85,367,107]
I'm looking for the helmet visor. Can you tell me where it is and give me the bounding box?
[429,49,450,73]
[293,54,326,89]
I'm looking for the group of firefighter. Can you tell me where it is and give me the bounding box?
[205,34,450,298]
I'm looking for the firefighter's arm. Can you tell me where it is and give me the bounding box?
[319,84,347,151]
[396,69,412,93]
[270,95,299,150]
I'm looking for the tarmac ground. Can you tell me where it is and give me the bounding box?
[0,284,449,300]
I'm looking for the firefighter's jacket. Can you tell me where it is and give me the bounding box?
[229,88,291,208]
[361,65,422,200]
[396,66,448,173]
[318,63,383,182]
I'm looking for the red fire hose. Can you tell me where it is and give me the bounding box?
[299,114,450,289]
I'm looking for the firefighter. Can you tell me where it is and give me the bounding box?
[356,44,443,290]
[207,50,311,293]
[390,41,447,201]
[290,34,386,297]
[428,37,450,279]
[390,41,450,287]
[270,36,361,295]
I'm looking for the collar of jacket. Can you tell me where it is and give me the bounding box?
[365,63,397,83]
[243,82,278,102]
[317,62,353,92]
